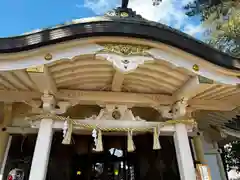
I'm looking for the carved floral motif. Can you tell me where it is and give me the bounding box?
[96,53,154,72]
[99,43,151,56]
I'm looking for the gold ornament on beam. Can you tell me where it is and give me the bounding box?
[26,65,44,73]
[99,43,151,56]
[192,64,200,72]
[44,53,53,61]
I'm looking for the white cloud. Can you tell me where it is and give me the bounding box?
[128,0,187,27]
[83,0,121,15]
[83,0,204,38]
[183,24,205,36]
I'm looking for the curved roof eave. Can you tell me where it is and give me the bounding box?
[0,17,239,71]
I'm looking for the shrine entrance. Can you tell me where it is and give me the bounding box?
[71,134,180,180]
[3,133,180,180]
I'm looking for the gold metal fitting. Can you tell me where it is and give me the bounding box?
[44,53,53,61]
[192,64,199,71]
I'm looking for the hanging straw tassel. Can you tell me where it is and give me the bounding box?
[95,129,103,152]
[127,130,135,152]
[62,118,73,145]
[153,126,161,150]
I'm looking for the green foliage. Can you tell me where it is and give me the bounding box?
[206,8,240,57]
[184,0,240,171]
[185,0,240,57]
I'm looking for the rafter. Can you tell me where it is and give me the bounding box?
[27,65,57,94]
[0,74,18,90]
[173,75,215,101]
[111,70,124,91]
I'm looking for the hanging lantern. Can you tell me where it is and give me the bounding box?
[7,168,24,180]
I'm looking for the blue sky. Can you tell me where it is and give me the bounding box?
[0,0,93,37]
[0,0,204,39]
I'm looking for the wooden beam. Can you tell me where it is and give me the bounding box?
[0,90,41,102]
[0,89,237,111]
[27,65,57,94]
[56,89,174,106]
[173,75,215,100]
[111,70,124,91]
[5,125,199,136]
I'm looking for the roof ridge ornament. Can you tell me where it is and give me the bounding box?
[104,7,145,20]
[105,0,162,19]
[121,0,161,8]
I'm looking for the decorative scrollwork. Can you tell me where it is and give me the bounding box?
[99,43,151,56]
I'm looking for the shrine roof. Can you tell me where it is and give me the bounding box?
[0,7,239,71]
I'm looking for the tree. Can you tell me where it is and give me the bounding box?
[184,0,240,172]
[184,0,240,57]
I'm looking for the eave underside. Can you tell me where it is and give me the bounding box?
[0,38,239,140]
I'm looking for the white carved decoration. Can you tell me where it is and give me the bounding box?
[153,100,188,119]
[85,104,146,122]
[39,92,74,115]
[96,53,154,73]
[153,105,172,119]
[41,93,56,112]
[172,100,188,119]
[30,101,72,115]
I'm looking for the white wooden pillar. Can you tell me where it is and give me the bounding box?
[29,119,53,180]
[174,123,196,180]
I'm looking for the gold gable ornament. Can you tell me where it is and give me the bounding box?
[99,43,151,56]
